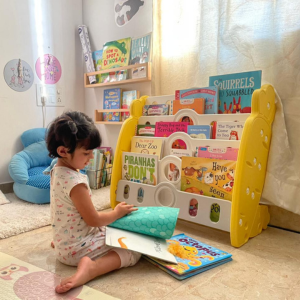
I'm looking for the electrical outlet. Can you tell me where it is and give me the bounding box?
[36,84,64,107]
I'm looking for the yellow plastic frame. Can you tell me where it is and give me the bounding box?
[110,85,276,248]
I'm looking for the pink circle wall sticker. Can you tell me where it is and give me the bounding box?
[35,54,62,84]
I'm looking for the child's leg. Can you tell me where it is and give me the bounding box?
[55,249,141,294]
[55,251,121,293]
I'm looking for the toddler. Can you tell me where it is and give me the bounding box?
[46,111,141,294]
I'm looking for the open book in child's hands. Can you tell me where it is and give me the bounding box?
[105,207,179,264]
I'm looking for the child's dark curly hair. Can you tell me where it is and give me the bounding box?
[46,111,101,158]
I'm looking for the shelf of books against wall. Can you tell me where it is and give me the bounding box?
[110,70,276,248]
[85,33,152,88]
[84,62,151,88]
[95,88,141,125]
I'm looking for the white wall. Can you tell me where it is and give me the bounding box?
[0,0,84,184]
[82,0,153,153]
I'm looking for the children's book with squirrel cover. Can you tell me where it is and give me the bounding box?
[181,147,238,201]
[144,233,232,280]
[122,152,158,185]
[209,70,262,114]
[131,137,164,159]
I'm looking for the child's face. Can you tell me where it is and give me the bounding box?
[66,147,94,170]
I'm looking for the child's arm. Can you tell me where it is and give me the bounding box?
[70,183,137,227]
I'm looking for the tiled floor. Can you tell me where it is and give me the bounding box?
[0,219,299,300]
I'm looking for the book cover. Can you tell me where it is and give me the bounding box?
[121,90,140,121]
[144,233,232,280]
[100,69,128,84]
[143,104,169,116]
[181,155,236,201]
[209,70,262,114]
[136,124,156,136]
[130,33,152,79]
[130,32,152,64]
[213,121,245,140]
[92,49,103,83]
[131,137,164,159]
[103,88,122,122]
[196,146,239,161]
[109,206,179,239]
[187,125,211,139]
[175,87,218,114]
[170,98,205,115]
[170,149,193,158]
[155,122,188,138]
[122,152,158,185]
[105,206,180,264]
[101,37,131,70]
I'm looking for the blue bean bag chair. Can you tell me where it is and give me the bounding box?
[8,128,53,204]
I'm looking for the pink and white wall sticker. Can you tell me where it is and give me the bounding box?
[35,54,62,84]
[4,59,34,92]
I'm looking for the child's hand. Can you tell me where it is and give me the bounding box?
[114,202,138,219]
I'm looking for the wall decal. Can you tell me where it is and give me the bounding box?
[35,54,62,84]
[115,0,145,27]
[3,59,34,92]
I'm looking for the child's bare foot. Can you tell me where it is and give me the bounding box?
[51,241,55,248]
[55,257,94,294]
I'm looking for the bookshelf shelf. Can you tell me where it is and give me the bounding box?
[95,109,130,125]
[84,62,151,88]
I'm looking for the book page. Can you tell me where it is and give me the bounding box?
[105,227,177,264]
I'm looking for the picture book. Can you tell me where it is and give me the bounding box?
[97,146,113,163]
[143,104,169,116]
[212,121,245,140]
[101,37,131,70]
[136,124,156,136]
[109,206,179,239]
[105,206,179,263]
[155,122,188,138]
[106,227,177,264]
[121,90,140,121]
[130,33,152,65]
[92,49,103,83]
[103,88,122,122]
[166,162,180,182]
[187,125,211,139]
[122,152,158,185]
[130,33,152,79]
[175,87,219,114]
[195,146,239,161]
[92,49,103,70]
[144,233,232,280]
[100,69,128,84]
[209,70,262,114]
[181,154,237,201]
[131,65,147,79]
[170,98,205,115]
[170,149,193,158]
[131,137,164,159]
